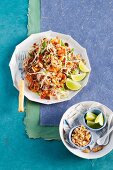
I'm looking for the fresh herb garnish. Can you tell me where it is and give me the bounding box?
[42,41,47,49]
[67,48,74,54]
[60,40,65,46]
[71,48,74,53]
[67,73,71,78]
[61,85,65,91]
[67,55,70,61]
[72,69,79,75]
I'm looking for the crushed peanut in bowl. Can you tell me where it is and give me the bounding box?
[69,125,92,148]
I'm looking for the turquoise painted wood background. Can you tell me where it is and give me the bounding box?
[0,0,113,169]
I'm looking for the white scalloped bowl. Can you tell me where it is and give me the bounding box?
[9,31,91,104]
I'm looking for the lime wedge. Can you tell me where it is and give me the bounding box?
[87,121,101,129]
[66,78,81,90]
[71,73,86,82]
[87,120,95,127]
[86,112,97,121]
[95,113,104,126]
[79,61,90,73]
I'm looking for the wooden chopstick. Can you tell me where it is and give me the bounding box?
[18,80,24,112]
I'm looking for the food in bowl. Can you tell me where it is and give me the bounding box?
[70,125,91,147]
[23,37,90,100]
[84,108,106,130]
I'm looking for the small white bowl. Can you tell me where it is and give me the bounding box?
[84,108,107,131]
[69,125,93,149]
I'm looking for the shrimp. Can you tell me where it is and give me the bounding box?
[41,90,50,99]
[51,37,60,45]
[58,48,66,56]
[57,73,66,84]
[47,66,59,73]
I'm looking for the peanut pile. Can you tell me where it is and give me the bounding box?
[71,125,91,147]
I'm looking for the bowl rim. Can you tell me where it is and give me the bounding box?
[84,107,107,131]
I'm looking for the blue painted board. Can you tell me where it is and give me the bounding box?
[40,0,113,127]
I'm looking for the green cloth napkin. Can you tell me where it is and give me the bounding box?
[24,100,60,139]
[27,0,40,35]
[24,0,60,140]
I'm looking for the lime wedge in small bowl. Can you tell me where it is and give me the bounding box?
[79,61,90,73]
[95,112,104,126]
[84,108,106,131]
[85,112,97,121]
[66,78,81,90]
[71,73,86,82]
[87,120,95,127]
[87,121,101,129]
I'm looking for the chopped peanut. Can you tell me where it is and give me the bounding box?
[92,145,104,152]
[82,149,91,153]
[71,125,91,147]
